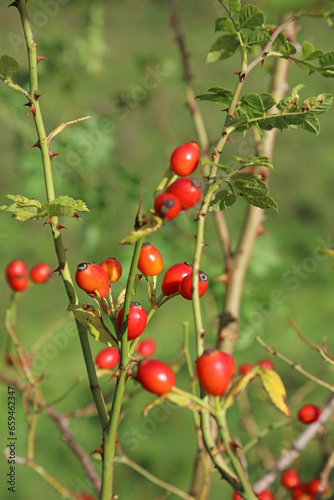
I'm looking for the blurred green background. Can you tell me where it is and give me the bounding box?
[0,1,334,499]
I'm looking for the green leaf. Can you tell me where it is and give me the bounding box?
[196,86,234,107]
[120,210,162,245]
[303,49,324,61]
[286,41,297,55]
[0,194,89,221]
[209,190,237,212]
[241,92,276,114]
[233,154,274,169]
[231,172,268,191]
[301,41,314,60]
[206,35,239,63]
[243,31,271,46]
[259,367,293,417]
[46,195,89,218]
[68,304,118,348]
[215,17,236,34]
[226,0,241,13]
[238,5,265,29]
[0,55,19,78]
[237,188,278,211]
[319,51,334,67]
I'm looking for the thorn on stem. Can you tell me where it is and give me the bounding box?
[49,150,61,160]
[56,222,67,231]
[24,102,36,116]
[31,141,41,149]
[34,90,41,100]
[36,55,48,64]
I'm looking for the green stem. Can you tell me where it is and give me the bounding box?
[215,410,257,500]
[16,0,108,429]
[100,236,144,500]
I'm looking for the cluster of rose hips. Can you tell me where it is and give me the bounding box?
[75,248,212,394]
[281,469,329,499]
[154,142,202,221]
[5,259,51,292]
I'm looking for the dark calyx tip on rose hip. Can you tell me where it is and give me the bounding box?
[142,242,151,248]
[130,301,140,308]
[203,347,217,355]
[199,271,208,283]
[190,178,202,189]
[77,262,95,271]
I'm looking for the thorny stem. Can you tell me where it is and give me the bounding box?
[218,21,296,354]
[14,0,108,430]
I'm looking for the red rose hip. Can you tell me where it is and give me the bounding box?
[298,404,321,424]
[179,271,208,300]
[100,257,122,283]
[170,142,200,176]
[117,302,147,340]
[281,469,300,489]
[136,359,175,394]
[161,262,193,296]
[166,177,202,210]
[154,193,181,220]
[196,348,234,396]
[30,263,51,284]
[95,347,120,369]
[137,242,163,276]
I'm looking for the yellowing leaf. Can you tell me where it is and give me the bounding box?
[259,368,293,417]
[223,366,261,409]
[68,304,118,347]
[318,248,334,259]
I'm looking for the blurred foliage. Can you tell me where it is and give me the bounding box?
[0,1,334,499]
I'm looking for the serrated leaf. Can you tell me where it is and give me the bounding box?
[120,210,162,245]
[237,188,278,211]
[46,196,89,218]
[304,49,324,61]
[206,35,239,63]
[226,0,241,13]
[259,368,293,417]
[243,31,271,45]
[238,5,265,29]
[143,391,211,417]
[241,92,276,114]
[302,41,314,59]
[0,194,89,221]
[319,51,334,67]
[318,248,334,259]
[196,86,234,107]
[209,190,237,212]
[286,41,297,55]
[302,93,333,114]
[215,17,236,34]
[0,55,19,78]
[224,366,261,409]
[68,304,118,347]
[231,172,268,191]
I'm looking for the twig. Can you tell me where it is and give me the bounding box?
[252,394,334,492]
[256,336,334,392]
[115,443,195,500]
[287,318,334,364]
